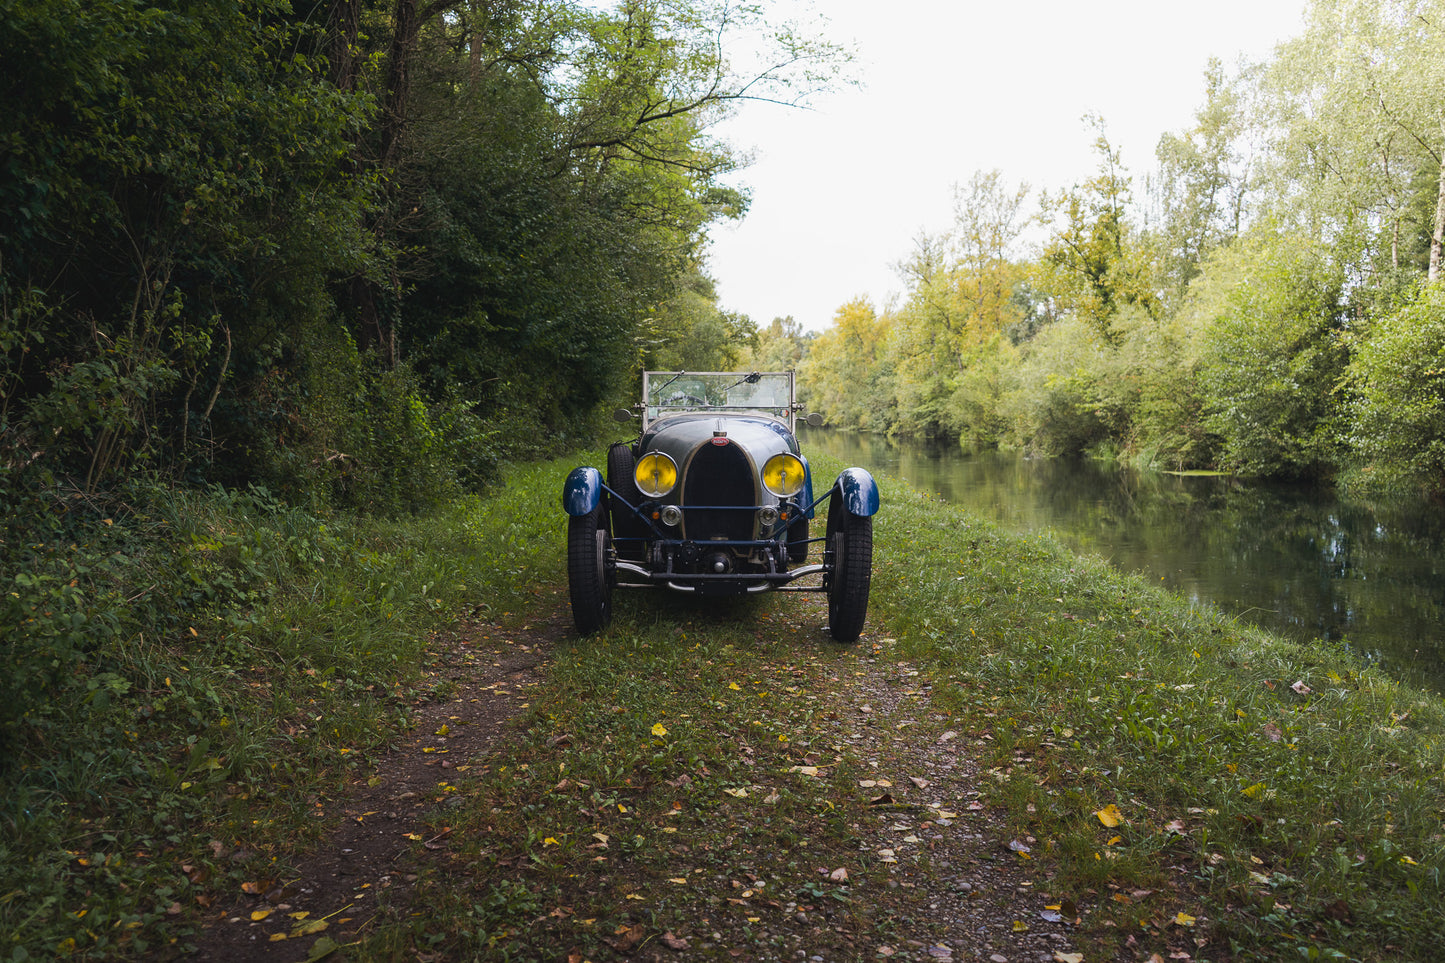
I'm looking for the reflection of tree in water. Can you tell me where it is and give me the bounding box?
[801,427,1445,692]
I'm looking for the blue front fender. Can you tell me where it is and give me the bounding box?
[801,456,816,519]
[835,467,880,517]
[562,466,603,516]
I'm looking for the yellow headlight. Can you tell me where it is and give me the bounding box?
[634,451,678,497]
[762,452,806,498]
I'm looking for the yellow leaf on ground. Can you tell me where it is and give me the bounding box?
[651,723,668,737]
[1174,912,1197,927]
[1095,804,1123,827]
[728,682,741,690]
[543,837,560,847]
[250,909,271,921]
[723,787,748,798]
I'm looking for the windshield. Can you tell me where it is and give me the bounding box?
[642,371,795,429]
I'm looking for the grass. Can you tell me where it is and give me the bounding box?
[3,450,1442,960]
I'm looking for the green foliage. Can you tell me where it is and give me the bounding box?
[1001,316,1112,456]
[1345,281,1445,490]
[1199,232,1349,477]
[0,462,562,959]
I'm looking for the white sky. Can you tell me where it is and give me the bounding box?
[705,0,1310,331]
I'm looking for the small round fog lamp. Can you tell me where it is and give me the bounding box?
[660,504,683,527]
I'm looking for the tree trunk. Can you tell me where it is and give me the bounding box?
[1430,135,1445,283]
[329,0,362,91]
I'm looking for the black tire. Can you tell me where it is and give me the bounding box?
[786,514,810,565]
[568,506,613,634]
[825,502,872,643]
[607,442,647,561]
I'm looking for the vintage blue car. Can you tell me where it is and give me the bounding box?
[561,371,879,641]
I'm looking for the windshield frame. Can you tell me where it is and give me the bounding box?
[640,371,797,432]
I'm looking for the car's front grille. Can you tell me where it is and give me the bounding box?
[682,442,756,542]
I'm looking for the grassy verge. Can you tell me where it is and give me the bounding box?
[0,464,561,961]
[868,469,1445,960]
[5,451,1442,961]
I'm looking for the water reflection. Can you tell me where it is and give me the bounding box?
[803,428,1445,693]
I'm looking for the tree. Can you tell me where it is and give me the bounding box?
[1040,118,1161,345]
[1262,0,1445,282]
[800,299,891,430]
[1345,280,1445,491]
[1149,59,1256,300]
[1199,229,1348,477]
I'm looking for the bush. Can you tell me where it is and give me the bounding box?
[1198,233,1348,477]
[1345,280,1445,493]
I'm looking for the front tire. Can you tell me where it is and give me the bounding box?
[607,442,648,561]
[825,502,872,643]
[568,506,613,634]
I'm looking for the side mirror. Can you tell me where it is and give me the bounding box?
[805,412,824,427]
[612,407,635,423]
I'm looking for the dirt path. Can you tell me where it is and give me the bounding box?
[191,604,1162,962]
[192,614,564,961]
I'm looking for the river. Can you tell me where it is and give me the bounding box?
[801,428,1445,695]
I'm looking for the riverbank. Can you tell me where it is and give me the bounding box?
[4,453,1442,960]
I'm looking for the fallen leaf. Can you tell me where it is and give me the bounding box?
[250,909,272,921]
[829,867,849,882]
[660,932,689,950]
[652,723,668,737]
[610,923,646,951]
[1173,912,1197,927]
[1053,953,1084,963]
[1040,909,1064,923]
[909,776,930,789]
[723,787,748,798]
[1095,804,1123,828]
[1290,680,1312,695]
[1012,920,1029,932]
[1008,839,1032,854]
